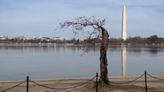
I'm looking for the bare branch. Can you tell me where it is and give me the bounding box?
[60,16,106,39]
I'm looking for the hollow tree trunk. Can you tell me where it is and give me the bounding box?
[99,27,109,84]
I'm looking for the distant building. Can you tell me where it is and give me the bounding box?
[0,36,8,40]
[52,37,65,41]
[42,37,51,42]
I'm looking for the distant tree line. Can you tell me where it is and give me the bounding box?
[1,35,164,46]
[126,35,164,45]
[82,35,164,46]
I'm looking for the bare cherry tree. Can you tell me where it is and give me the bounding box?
[60,16,109,84]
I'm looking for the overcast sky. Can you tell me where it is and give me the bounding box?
[0,0,164,39]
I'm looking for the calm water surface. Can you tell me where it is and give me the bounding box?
[0,45,164,80]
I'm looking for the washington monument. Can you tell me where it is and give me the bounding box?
[122,0,127,41]
[121,0,127,78]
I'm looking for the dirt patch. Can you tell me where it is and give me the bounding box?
[99,84,156,92]
[0,76,164,92]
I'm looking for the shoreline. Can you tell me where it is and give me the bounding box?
[0,42,164,47]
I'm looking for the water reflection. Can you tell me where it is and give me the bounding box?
[0,45,164,80]
[146,48,162,55]
[127,48,142,53]
[127,47,164,55]
[121,46,127,78]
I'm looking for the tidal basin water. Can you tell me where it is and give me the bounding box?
[0,45,164,80]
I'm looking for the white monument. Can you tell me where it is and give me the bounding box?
[122,0,127,41]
